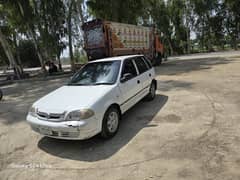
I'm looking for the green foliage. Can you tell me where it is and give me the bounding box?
[0,37,40,67]
[0,0,67,70]
[35,0,66,58]
[87,0,240,54]
[18,40,40,67]
[0,44,8,66]
[0,26,13,66]
[225,0,240,49]
[0,0,240,72]
[87,0,146,24]
[74,49,87,64]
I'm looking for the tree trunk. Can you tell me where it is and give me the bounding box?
[233,21,239,50]
[77,0,85,24]
[30,0,47,74]
[28,29,47,73]
[13,33,23,74]
[232,37,237,50]
[57,54,62,71]
[166,36,174,56]
[0,29,22,79]
[68,1,75,71]
[186,27,190,54]
[201,18,204,52]
[185,1,190,54]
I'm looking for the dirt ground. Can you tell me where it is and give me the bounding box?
[0,51,240,180]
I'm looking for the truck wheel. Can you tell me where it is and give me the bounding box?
[101,106,120,139]
[163,53,168,61]
[153,53,162,66]
[156,53,162,66]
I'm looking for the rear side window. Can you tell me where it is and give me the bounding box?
[142,56,152,69]
[121,59,137,77]
[134,57,149,74]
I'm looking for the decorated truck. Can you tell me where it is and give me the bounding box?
[82,19,164,65]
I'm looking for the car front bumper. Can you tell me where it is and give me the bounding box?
[26,114,100,140]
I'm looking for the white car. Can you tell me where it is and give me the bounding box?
[27,55,157,140]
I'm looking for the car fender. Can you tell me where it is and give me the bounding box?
[91,85,121,131]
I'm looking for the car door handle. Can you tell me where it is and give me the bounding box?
[137,80,140,84]
[149,73,151,77]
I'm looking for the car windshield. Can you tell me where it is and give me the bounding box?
[68,60,121,86]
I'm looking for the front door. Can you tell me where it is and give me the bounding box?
[119,58,142,113]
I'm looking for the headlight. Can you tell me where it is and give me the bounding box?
[65,109,94,121]
[28,106,37,117]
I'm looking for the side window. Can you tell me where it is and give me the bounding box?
[134,57,149,74]
[142,56,152,69]
[121,59,137,79]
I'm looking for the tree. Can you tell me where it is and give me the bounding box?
[0,43,8,66]
[18,40,40,67]
[87,0,146,24]
[65,0,75,71]
[148,0,173,55]
[1,0,47,73]
[29,0,66,72]
[0,28,21,79]
[168,0,188,54]
[0,2,23,78]
[1,0,67,74]
[34,0,66,64]
[64,0,86,71]
[225,0,240,49]
[190,0,222,52]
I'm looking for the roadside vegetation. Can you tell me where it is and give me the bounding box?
[0,0,239,79]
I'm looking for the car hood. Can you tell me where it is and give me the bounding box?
[33,85,114,113]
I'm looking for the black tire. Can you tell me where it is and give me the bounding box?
[0,90,2,101]
[156,53,162,66]
[101,106,120,139]
[153,53,162,66]
[146,82,156,101]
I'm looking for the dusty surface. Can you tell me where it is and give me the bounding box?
[1,51,240,180]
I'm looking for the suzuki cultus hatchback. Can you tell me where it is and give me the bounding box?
[27,55,157,140]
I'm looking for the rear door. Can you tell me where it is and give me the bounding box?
[133,56,152,99]
[118,58,142,113]
[141,56,155,82]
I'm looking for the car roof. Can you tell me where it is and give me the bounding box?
[90,55,144,62]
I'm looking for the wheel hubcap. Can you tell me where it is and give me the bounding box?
[107,111,119,133]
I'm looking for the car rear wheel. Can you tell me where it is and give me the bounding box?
[146,82,156,101]
[0,89,2,101]
[101,106,120,138]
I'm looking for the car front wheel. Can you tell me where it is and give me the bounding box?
[101,106,120,138]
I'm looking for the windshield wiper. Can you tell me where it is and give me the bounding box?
[93,82,113,85]
[67,83,86,86]
[67,82,113,86]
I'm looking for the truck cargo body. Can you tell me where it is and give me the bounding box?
[82,19,164,64]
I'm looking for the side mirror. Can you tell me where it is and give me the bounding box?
[120,73,132,82]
